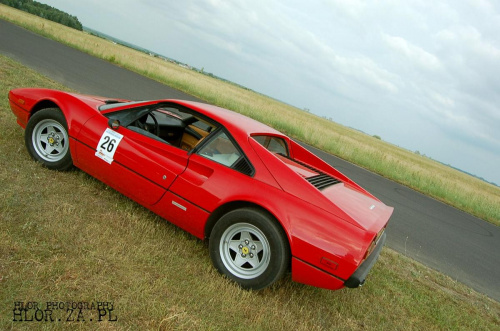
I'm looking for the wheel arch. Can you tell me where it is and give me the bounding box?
[29,100,63,119]
[206,200,293,280]
[28,99,83,139]
[205,201,290,247]
[24,106,74,171]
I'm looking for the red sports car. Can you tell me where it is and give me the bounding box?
[9,88,393,291]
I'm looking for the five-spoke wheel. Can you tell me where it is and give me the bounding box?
[209,208,289,290]
[25,108,73,170]
[220,223,271,279]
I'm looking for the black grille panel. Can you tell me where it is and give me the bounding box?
[277,153,341,190]
[233,157,253,176]
[306,174,341,190]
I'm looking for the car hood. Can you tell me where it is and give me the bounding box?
[66,92,130,109]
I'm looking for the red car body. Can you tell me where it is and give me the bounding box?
[9,88,393,291]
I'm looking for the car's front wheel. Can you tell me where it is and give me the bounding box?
[209,208,290,290]
[25,108,73,171]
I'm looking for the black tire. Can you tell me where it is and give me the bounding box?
[209,208,290,290]
[25,108,73,171]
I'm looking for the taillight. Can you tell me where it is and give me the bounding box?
[363,227,386,260]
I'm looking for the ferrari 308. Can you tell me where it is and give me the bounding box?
[9,88,393,291]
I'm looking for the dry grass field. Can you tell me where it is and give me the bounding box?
[1,53,499,330]
[0,4,498,227]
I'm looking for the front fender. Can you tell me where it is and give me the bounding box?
[9,88,104,139]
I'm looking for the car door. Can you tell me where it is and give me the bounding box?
[169,130,255,212]
[74,114,189,206]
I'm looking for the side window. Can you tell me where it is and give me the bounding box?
[253,135,289,157]
[197,131,242,167]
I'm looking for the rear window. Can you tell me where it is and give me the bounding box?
[253,135,289,157]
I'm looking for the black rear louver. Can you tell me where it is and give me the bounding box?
[278,153,341,190]
[306,174,341,190]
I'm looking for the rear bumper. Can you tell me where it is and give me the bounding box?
[344,232,386,288]
[291,257,346,291]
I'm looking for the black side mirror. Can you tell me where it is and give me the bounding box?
[108,118,121,130]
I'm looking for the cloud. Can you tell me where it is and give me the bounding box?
[382,34,441,71]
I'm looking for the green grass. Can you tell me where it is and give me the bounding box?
[1,53,500,330]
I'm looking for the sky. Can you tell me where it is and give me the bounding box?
[38,0,500,184]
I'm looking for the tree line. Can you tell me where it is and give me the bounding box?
[1,0,83,31]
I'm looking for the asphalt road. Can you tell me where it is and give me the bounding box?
[1,19,499,302]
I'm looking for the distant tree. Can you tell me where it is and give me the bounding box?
[1,0,83,31]
[373,135,381,140]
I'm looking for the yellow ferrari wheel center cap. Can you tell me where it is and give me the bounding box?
[242,246,249,255]
[48,137,55,144]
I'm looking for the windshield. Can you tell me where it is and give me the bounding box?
[98,100,151,111]
[104,103,218,151]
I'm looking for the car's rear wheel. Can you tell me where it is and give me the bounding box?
[209,208,290,290]
[25,108,73,171]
